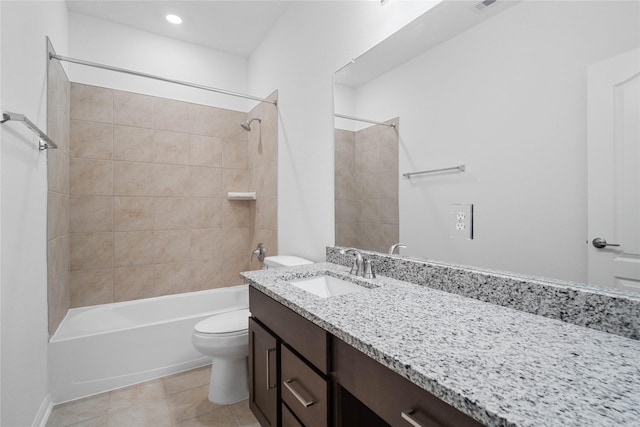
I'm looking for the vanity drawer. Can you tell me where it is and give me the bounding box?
[332,337,482,427]
[281,345,328,427]
[249,286,329,373]
[282,403,304,427]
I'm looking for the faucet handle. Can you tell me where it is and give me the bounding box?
[363,259,376,279]
[251,243,266,262]
[389,243,407,255]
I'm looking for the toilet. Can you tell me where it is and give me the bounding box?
[191,255,313,404]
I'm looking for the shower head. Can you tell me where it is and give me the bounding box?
[240,117,262,131]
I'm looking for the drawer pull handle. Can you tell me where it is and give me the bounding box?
[266,348,276,390]
[401,409,441,427]
[283,379,315,408]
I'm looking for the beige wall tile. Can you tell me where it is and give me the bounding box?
[48,235,70,335]
[154,164,190,197]
[114,265,155,302]
[155,197,190,230]
[154,262,190,297]
[335,149,355,177]
[189,135,222,167]
[48,191,69,240]
[223,200,251,228]
[70,83,113,123]
[70,120,113,160]
[114,197,154,231]
[70,232,113,270]
[70,269,113,307]
[361,198,380,224]
[153,97,190,133]
[190,167,222,198]
[222,256,249,286]
[222,169,249,193]
[153,131,189,165]
[48,144,70,194]
[70,196,113,233]
[189,198,223,230]
[114,161,154,196]
[114,231,155,267]
[221,109,249,141]
[113,125,154,162]
[70,158,113,196]
[379,198,399,225]
[221,228,250,258]
[189,259,223,291]
[114,90,154,128]
[335,129,355,153]
[155,230,190,263]
[189,104,222,137]
[335,198,358,225]
[190,229,222,260]
[222,139,248,169]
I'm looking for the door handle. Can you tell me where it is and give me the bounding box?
[283,379,315,407]
[592,238,621,249]
[266,348,276,390]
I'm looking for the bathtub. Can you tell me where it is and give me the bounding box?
[49,285,248,403]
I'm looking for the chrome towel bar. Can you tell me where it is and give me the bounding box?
[1,111,58,150]
[403,164,465,178]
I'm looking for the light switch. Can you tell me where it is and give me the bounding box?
[450,204,473,239]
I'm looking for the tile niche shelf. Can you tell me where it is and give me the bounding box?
[227,191,257,201]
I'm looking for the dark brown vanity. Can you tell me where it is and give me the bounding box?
[248,286,481,427]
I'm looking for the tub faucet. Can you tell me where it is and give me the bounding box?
[251,243,266,263]
[388,243,407,255]
[339,248,365,277]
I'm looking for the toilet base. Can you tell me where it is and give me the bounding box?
[208,356,248,405]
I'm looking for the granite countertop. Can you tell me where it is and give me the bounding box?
[241,262,640,427]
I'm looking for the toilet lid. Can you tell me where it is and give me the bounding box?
[194,309,250,334]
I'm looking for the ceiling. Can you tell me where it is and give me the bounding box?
[66,1,290,57]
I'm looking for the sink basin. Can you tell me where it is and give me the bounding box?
[289,275,369,298]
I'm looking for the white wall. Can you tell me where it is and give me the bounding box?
[68,12,252,112]
[248,1,440,261]
[349,0,639,282]
[0,2,68,425]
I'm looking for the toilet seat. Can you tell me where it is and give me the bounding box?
[194,308,250,336]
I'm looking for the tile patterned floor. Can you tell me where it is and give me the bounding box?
[46,365,260,427]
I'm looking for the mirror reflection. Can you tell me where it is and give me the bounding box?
[334,0,640,290]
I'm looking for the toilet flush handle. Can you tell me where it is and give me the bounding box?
[251,243,266,263]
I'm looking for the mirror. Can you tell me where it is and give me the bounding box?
[334,0,640,288]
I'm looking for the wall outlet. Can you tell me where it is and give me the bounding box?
[450,204,473,239]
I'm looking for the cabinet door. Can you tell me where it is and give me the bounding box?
[249,318,278,427]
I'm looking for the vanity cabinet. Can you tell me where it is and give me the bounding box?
[249,287,482,427]
[249,317,278,427]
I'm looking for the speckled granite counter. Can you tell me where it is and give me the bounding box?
[241,262,640,427]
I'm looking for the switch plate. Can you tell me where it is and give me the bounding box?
[450,204,473,239]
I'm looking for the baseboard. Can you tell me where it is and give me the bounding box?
[32,393,53,427]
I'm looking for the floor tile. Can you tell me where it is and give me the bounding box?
[47,394,110,427]
[167,385,223,424]
[173,406,238,427]
[109,378,166,412]
[47,366,259,427]
[229,400,260,427]
[164,365,211,396]
[107,399,172,427]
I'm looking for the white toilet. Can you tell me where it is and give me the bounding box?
[191,255,313,405]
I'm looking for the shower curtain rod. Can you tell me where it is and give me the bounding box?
[49,53,277,105]
[334,113,396,128]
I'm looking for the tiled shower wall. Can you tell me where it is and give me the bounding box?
[334,119,399,253]
[56,83,277,313]
[47,44,71,335]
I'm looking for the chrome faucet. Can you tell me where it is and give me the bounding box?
[388,243,407,255]
[339,248,365,277]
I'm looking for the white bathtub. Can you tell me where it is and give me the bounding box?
[49,285,248,403]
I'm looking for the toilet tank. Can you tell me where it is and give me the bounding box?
[263,256,314,268]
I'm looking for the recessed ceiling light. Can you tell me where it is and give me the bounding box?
[165,14,182,25]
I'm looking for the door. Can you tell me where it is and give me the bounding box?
[249,317,278,427]
[587,48,640,290]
